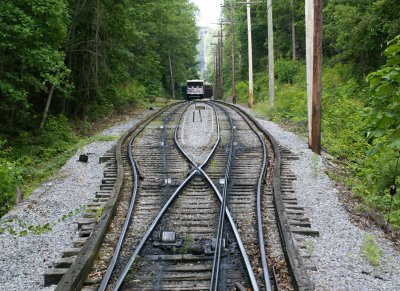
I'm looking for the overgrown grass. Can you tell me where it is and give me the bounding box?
[0,115,120,217]
[251,60,400,229]
[0,205,86,236]
[361,234,383,267]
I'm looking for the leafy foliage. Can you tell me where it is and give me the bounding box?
[324,0,400,75]
[0,0,199,216]
[0,158,20,216]
[275,59,302,84]
[0,0,70,131]
[222,0,400,229]
[366,35,400,153]
[253,57,400,228]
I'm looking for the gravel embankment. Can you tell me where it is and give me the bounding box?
[253,114,400,290]
[0,110,152,290]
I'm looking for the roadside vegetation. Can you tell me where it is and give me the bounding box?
[0,113,124,217]
[213,0,400,229]
[252,55,400,229]
[0,0,199,217]
[361,234,383,267]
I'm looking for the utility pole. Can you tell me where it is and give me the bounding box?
[290,0,296,60]
[211,42,221,100]
[212,33,222,99]
[215,40,220,99]
[305,0,322,154]
[230,5,237,104]
[246,0,254,108]
[219,22,224,95]
[213,47,217,100]
[267,0,275,107]
[235,1,261,108]
[217,31,222,99]
[168,52,175,99]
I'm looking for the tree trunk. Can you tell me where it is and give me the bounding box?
[168,52,175,99]
[40,85,55,129]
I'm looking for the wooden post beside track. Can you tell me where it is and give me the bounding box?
[305,0,322,154]
[230,5,237,104]
[267,0,275,108]
[246,0,254,108]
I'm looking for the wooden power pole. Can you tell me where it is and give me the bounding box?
[236,1,262,108]
[267,0,275,108]
[290,0,296,60]
[230,5,237,104]
[246,0,254,108]
[213,48,217,100]
[219,22,224,93]
[305,0,322,154]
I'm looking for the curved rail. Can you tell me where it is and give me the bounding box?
[174,102,259,291]
[221,102,273,291]
[210,103,234,291]
[98,101,275,290]
[56,102,185,291]
[98,102,187,291]
[215,100,313,290]
[111,102,221,290]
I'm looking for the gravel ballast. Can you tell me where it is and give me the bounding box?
[0,110,152,290]
[1,103,399,290]
[255,116,400,290]
[178,103,216,164]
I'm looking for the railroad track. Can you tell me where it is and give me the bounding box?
[52,101,315,291]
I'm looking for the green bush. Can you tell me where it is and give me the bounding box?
[0,115,81,217]
[236,81,249,104]
[0,138,20,216]
[39,115,78,146]
[275,59,303,84]
[253,58,400,229]
[366,35,400,153]
[0,158,20,216]
[254,72,268,103]
[113,79,148,111]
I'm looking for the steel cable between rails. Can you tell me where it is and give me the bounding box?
[98,102,188,291]
[217,101,272,291]
[175,101,259,291]
[111,101,221,291]
[210,103,235,291]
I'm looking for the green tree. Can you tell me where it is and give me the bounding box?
[0,0,70,131]
[324,0,400,75]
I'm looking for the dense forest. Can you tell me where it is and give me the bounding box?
[1,0,400,230]
[212,0,400,228]
[0,0,199,216]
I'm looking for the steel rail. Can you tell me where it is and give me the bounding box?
[111,102,221,290]
[210,103,235,291]
[175,101,259,291]
[98,102,188,291]
[213,101,314,290]
[56,102,187,291]
[214,101,273,291]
